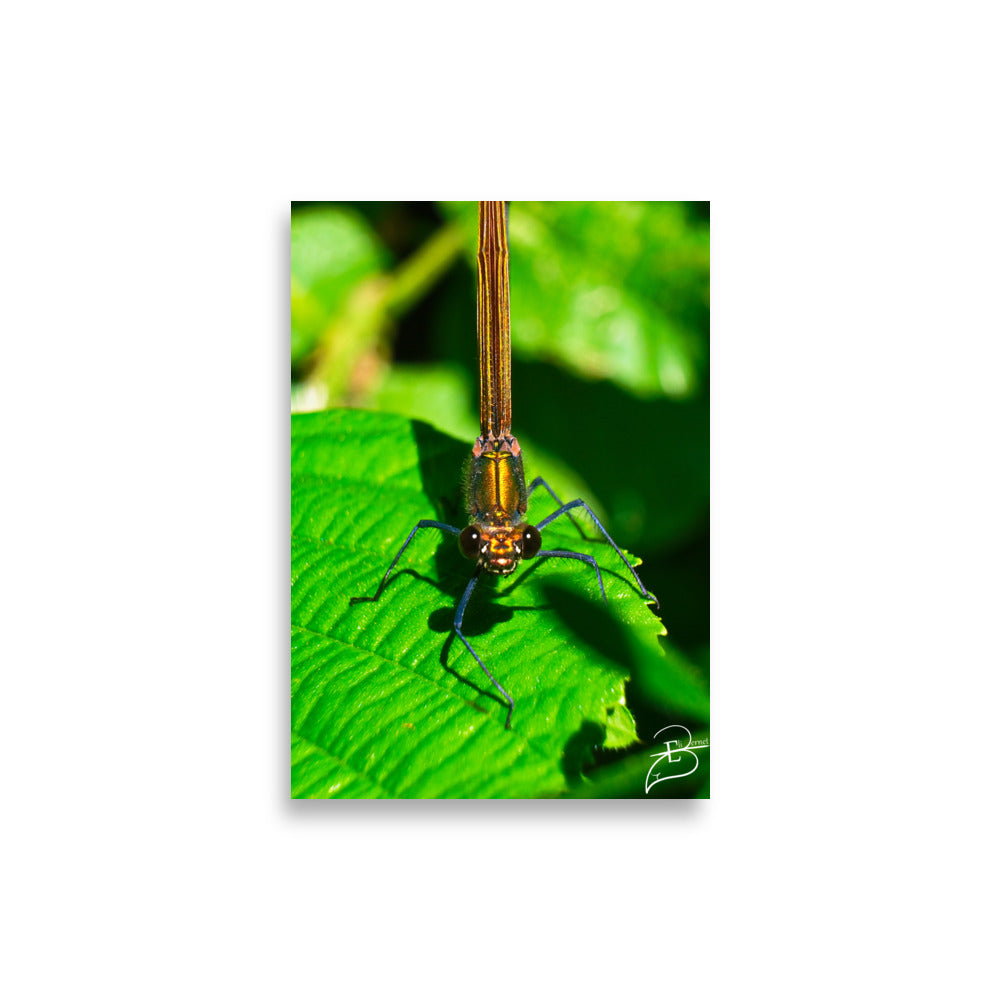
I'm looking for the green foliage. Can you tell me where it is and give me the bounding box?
[291,205,388,366]
[291,409,706,798]
[290,201,710,797]
[439,201,709,399]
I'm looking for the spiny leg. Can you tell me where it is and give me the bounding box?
[536,549,607,605]
[536,499,659,610]
[349,519,459,605]
[453,569,515,729]
[527,476,588,539]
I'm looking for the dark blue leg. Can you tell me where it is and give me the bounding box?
[350,519,459,604]
[536,549,607,605]
[536,499,659,610]
[453,570,515,729]
[527,476,587,538]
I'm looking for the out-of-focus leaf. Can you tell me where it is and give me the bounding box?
[515,359,710,553]
[368,362,479,443]
[291,206,389,366]
[632,642,711,723]
[291,409,697,798]
[439,201,709,399]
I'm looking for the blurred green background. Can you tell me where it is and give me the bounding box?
[291,200,709,745]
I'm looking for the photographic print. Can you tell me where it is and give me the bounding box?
[291,201,709,798]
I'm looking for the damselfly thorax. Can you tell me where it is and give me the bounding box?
[461,434,540,575]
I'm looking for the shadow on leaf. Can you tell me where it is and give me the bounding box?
[538,580,640,678]
[561,720,606,786]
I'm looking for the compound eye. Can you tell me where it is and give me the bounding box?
[458,525,480,560]
[522,525,542,559]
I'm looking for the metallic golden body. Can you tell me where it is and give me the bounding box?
[464,438,531,575]
[476,202,512,441]
[353,200,656,729]
[462,202,538,576]
[467,445,527,526]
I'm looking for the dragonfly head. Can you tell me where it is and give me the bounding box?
[459,523,542,576]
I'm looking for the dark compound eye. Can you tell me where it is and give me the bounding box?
[522,525,541,559]
[459,525,480,560]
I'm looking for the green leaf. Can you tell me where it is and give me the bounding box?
[439,201,709,399]
[290,206,388,366]
[291,409,697,798]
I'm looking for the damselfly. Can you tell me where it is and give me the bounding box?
[351,201,657,729]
